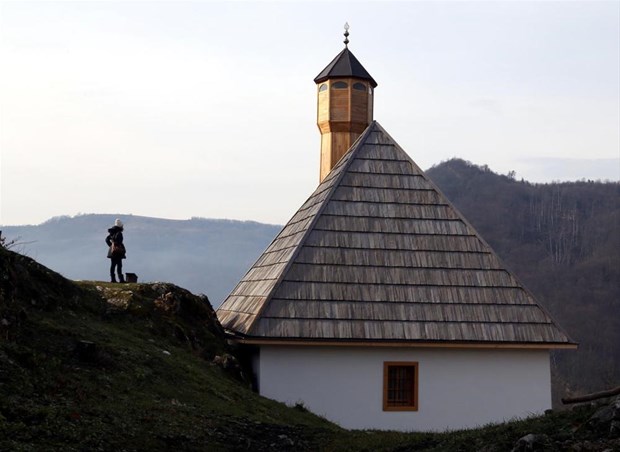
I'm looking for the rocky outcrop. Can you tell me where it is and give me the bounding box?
[512,397,620,452]
[587,396,620,438]
[94,281,229,361]
[511,433,550,451]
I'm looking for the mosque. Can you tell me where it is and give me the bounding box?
[216,26,574,431]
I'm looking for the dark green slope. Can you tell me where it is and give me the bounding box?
[0,245,337,451]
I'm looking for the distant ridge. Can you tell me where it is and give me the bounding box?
[1,214,281,306]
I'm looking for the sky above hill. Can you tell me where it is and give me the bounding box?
[1,1,618,226]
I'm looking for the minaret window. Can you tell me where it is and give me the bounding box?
[332,81,348,89]
[319,84,328,92]
[353,82,366,91]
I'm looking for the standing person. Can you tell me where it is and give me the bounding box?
[105,219,126,283]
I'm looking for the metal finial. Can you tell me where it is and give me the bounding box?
[344,22,350,47]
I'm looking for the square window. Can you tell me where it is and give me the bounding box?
[383,362,418,411]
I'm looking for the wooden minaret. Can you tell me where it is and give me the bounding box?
[315,23,378,182]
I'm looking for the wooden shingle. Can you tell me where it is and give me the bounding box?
[216,122,573,345]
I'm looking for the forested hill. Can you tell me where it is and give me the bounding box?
[427,158,620,398]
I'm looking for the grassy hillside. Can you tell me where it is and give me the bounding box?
[1,244,618,451]
[0,245,336,450]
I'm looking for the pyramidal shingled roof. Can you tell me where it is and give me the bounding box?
[314,47,378,87]
[217,122,573,346]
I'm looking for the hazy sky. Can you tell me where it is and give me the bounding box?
[1,1,618,226]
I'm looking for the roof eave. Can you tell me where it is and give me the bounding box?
[314,74,378,88]
[229,336,578,350]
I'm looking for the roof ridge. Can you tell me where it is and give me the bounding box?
[244,123,379,336]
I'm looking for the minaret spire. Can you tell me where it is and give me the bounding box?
[314,26,377,182]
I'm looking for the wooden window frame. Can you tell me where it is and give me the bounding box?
[383,361,419,411]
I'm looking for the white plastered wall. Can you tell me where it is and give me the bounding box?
[257,345,551,431]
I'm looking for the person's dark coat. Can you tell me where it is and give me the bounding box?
[106,226,126,259]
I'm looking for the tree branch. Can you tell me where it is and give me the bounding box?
[562,386,620,404]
